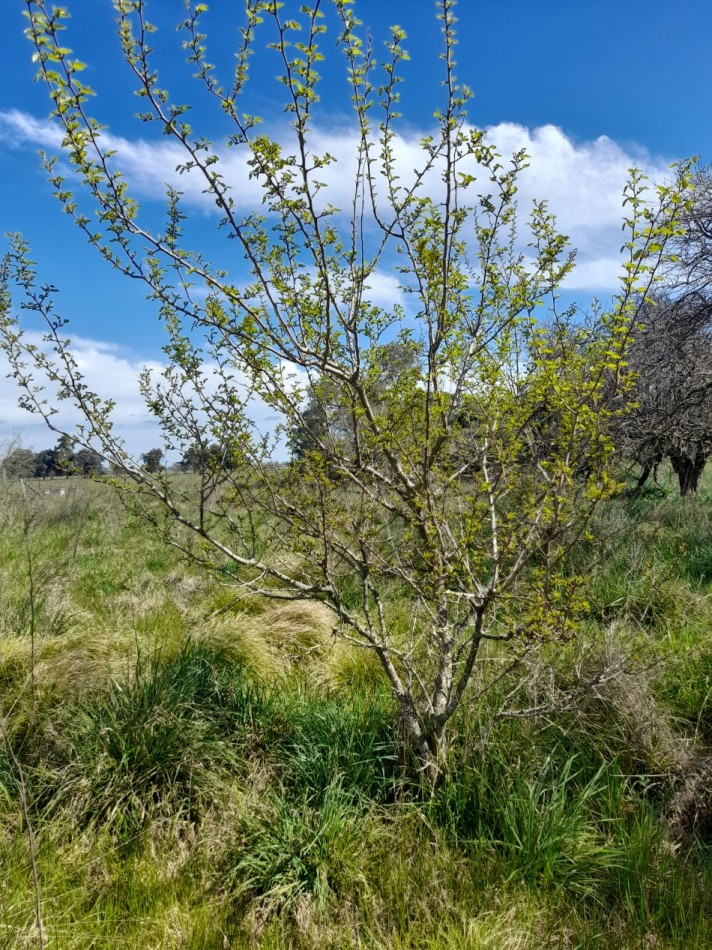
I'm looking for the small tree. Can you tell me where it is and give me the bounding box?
[33,448,59,479]
[0,0,690,780]
[54,434,75,477]
[73,447,105,476]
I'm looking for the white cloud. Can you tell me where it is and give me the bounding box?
[0,333,160,455]
[0,108,675,293]
[359,271,407,309]
[0,109,64,149]
[487,123,673,291]
[0,331,293,460]
[0,108,261,212]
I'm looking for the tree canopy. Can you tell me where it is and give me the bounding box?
[0,438,105,479]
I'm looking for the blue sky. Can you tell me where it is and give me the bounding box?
[1,0,711,453]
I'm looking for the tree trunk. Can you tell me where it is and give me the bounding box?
[670,448,707,496]
[417,728,447,791]
[630,463,652,496]
[396,692,447,790]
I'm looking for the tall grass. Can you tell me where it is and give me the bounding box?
[28,640,273,838]
[1,478,712,946]
[227,781,372,917]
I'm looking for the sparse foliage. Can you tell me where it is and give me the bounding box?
[0,0,691,779]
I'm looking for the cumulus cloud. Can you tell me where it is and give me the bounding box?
[0,108,674,293]
[358,270,406,310]
[489,123,674,291]
[0,331,294,460]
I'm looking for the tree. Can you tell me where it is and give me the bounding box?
[0,0,690,781]
[288,340,420,464]
[178,442,235,474]
[140,448,164,474]
[54,434,75,477]
[33,448,59,479]
[72,447,105,476]
[0,447,38,480]
[669,164,712,300]
[616,296,712,495]
[614,168,712,496]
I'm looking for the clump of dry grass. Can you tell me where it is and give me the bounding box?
[197,597,386,694]
[198,599,333,683]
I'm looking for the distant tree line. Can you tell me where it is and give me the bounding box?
[175,443,240,474]
[136,445,238,474]
[0,439,249,480]
[0,435,105,479]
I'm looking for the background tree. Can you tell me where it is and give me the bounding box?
[614,167,712,496]
[0,447,38,480]
[33,447,59,479]
[178,442,236,474]
[54,434,75,477]
[288,340,420,464]
[140,448,164,474]
[72,447,105,477]
[0,0,690,780]
[670,164,712,299]
[617,296,712,495]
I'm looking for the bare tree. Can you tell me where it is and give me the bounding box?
[616,168,712,496]
[671,164,712,300]
[0,0,690,781]
[619,297,712,495]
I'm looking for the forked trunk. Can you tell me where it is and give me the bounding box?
[396,693,448,790]
[670,448,707,496]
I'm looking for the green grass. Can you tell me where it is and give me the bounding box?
[0,477,711,947]
[271,687,403,803]
[31,641,262,838]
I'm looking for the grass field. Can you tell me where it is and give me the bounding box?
[1,471,711,948]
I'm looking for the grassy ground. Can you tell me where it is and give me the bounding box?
[1,473,711,948]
